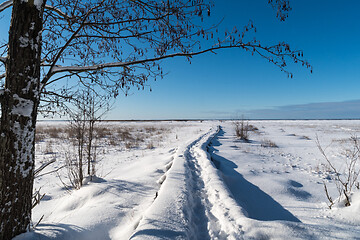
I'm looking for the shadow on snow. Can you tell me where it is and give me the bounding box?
[14,223,110,240]
[210,128,300,223]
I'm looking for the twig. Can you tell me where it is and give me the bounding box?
[34,158,56,178]
[323,182,334,209]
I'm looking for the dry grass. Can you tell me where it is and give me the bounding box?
[36,126,65,141]
[108,136,118,146]
[300,135,311,140]
[146,142,155,149]
[35,133,46,143]
[117,128,134,141]
[36,123,171,151]
[95,127,112,138]
[261,139,278,148]
[47,128,60,138]
[44,140,55,154]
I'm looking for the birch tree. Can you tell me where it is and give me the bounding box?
[65,89,110,189]
[0,0,311,239]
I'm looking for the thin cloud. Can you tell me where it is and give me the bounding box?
[243,100,360,119]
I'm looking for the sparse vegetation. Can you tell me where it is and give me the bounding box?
[124,141,134,149]
[108,136,118,146]
[147,142,155,149]
[34,122,172,192]
[44,141,54,155]
[234,118,250,141]
[261,139,278,148]
[36,125,66,142]
[96,127,112,139]
[35,133,46,143]
[300,135,311,140]
[317,136,360,208]
[48,128,60,139]
[63,149,84,190]
[233,118,258,141]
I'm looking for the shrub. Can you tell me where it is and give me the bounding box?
[35,133,46,143]
[125,141,135,149]
[146,142,154,149]
[95,127,111,138]
[234,119,250,141]
[44,141,54,154]
[317,135,360,208]
[261,139,278,148]
[47,127,60,138]
[117,128,133,141]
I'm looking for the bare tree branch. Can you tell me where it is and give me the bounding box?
[0,0,12,13]
[44,4,71,20]
[48,42,310,79]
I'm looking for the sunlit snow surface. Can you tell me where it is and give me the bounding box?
[15,120,360,239]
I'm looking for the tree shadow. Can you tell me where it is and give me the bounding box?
[211,152,300,222]
[209,129,300,223]
[19,179,155,240]
[14,223,110,240]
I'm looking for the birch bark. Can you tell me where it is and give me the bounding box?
[0,1,45,239]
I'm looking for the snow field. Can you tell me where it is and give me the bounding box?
[14,120,360,239]
[209,120,360,239]
[17,121,218,240]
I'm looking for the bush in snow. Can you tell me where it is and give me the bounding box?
[233,118,251,141]
[317,136,360,208]
[261,139,278,148]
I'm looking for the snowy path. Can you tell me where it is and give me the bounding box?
[131,127,246,239]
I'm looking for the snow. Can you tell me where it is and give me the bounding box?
[14,120,360,239]
[33,0,43,10]
[12,120,34,178]
[19,0,43,10]
[11,94,33,117]
[19,36,29,48]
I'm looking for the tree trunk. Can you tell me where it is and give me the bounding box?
[87,119,94,178]
[77,118,85,188]
[0,1,44,239]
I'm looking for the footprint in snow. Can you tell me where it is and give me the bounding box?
[168,148,177,154]
[289,180,303,188]
[155,169,165,174]
[287,180,312,200]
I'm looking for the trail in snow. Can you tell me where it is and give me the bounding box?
[183,135,212,240]
[131,127,246,240]
[184,128,243,239]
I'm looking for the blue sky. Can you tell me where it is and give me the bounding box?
[108,0,360,120]
[2,1,360,120]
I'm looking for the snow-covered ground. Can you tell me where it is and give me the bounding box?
[16,120,360,239]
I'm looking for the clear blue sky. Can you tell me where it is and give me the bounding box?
[1,1,359,120]
[108,0,360,120]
